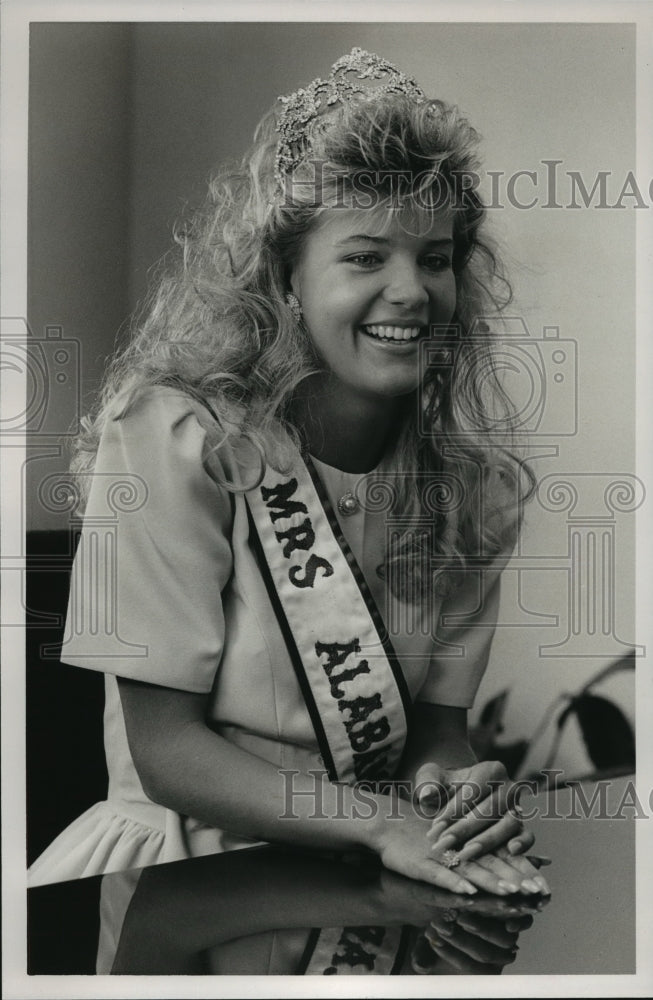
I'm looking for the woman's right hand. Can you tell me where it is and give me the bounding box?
[415,759,534,859]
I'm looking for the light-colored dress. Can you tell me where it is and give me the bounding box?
[28,387,503,886]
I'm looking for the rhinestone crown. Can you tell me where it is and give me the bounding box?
[274,46,427,187]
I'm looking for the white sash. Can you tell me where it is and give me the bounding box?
[245,445,410,785]
[301,925,408,975]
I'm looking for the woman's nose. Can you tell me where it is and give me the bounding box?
[383,261,429,310]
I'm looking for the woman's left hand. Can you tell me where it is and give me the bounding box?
[445,848,550,896]
[414,759,535,861]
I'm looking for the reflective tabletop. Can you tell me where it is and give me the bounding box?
[28,774,636,976]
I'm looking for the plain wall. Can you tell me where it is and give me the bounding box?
[27,21,637,773]
[27,22,132,531]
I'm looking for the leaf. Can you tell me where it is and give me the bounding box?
[581,649,636,694]
[478,689,509,728]
[558,694,635,772]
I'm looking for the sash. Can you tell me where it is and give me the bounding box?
[299,925,409,975]
[245,441,411,785]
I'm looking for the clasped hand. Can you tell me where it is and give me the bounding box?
[418,759,549,896]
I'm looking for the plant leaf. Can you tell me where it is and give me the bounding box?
[563,693,635,771]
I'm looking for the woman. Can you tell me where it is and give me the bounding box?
[29,48,546,896]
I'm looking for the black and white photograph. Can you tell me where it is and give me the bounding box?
[2,2,652,996]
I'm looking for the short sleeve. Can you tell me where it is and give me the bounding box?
[417,561,504,709]
[60,388,234,693]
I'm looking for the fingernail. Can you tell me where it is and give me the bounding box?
[534,876,551,896]
[521,878,540,893]
[526,854,552,867]
[456,840,484,861]
[437,923,454,936]
[507,839,522,855]
[458,880,478,894]
[498,879,520,894]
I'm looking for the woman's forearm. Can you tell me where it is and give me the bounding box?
[152,719,392,849]
[118,677,390,854]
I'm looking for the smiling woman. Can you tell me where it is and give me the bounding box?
[28,48,545,906]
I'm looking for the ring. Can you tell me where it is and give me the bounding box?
[442,849,461,869]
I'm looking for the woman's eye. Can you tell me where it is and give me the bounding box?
[422,254,452,272]
[346,253,382,267]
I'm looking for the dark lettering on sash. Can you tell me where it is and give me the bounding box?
[261,479,334,588]
[327,662,371,698]
[274,517,315,558]
[289,553,334,588]
[347,716,391,753]
[324,927,386,974]
[338,693,382,725]
[315,639,371,698]
[260,479,307,522]
[315,639,391,778]
[247,448,409,788]
[315,638,361,670]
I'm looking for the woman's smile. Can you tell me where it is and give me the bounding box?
[360,323,425,348]
[359,322,425,344]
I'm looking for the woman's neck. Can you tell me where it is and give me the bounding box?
[291,378,404,473]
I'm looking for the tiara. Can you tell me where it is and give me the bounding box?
[274,47,427,187]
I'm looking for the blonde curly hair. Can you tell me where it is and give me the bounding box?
[72,90,535,597]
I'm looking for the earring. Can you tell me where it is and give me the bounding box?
[285,291,303,323]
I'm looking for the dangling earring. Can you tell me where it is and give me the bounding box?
[285,291,303,323]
